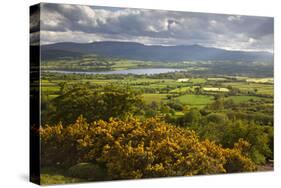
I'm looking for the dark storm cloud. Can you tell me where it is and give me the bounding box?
[39,3,274,52]
[30,5,40,45]
[30,10,40,33]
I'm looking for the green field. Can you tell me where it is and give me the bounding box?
[176,94,214,108]
[41,86,60,93]
[169,86,193,93]
[142,93,169,104]
[207,77,227,81]
[222,82,273,96]
[190,78,206,84]
[41,76,273,109]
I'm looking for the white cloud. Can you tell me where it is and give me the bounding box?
[227,15,241,22]
[41,9,66,30]
[146,25,159,32]
[248,37,256,44]
[210,20,217,26]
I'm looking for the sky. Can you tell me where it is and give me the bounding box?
[30,3,274,52]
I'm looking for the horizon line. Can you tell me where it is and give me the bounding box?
[39,40,273,54]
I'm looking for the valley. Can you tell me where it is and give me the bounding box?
[39,42,274,183]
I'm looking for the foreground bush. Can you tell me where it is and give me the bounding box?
[40,116,256,180]
[67,163,106,180]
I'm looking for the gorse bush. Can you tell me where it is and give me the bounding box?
[40,116,256,180]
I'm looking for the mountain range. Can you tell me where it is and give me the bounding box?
[41,41,273,62]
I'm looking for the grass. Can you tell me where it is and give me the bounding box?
[203,87,229,92]
[40,79,51,83]
[41,174,83,185]
[40,167,84,185]
[111,61,138,68]
[207,77,227,81]
[170,87,192,93]
[142,94,169,104]
[246,78,274,84]
[41,86,60,93]
[190,78,206,84]
[40,77,273,109]
[174,111,184,116]
[222,82,273,96]
[48,94,59,99]
[176,94,214,108]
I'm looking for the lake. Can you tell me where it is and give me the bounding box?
[45,68,185,75]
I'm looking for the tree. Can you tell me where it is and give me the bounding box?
[149,101,159,111]
[178,108,202,127]
[167,100,184,111]
[160,104,171,114]
[46,84,143,124]
[198,119,273,164]
[229,88,240,95]
[209,98,224,110]
[194,87,201,94]
[58,82,67,95]
[206,113,228,124]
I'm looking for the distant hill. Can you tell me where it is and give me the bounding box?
[41,41,273,62]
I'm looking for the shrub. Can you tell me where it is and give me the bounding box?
[206,113,228,124]
[40,116,256,180]
[67,163,106,180]
[223,139,256,172]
